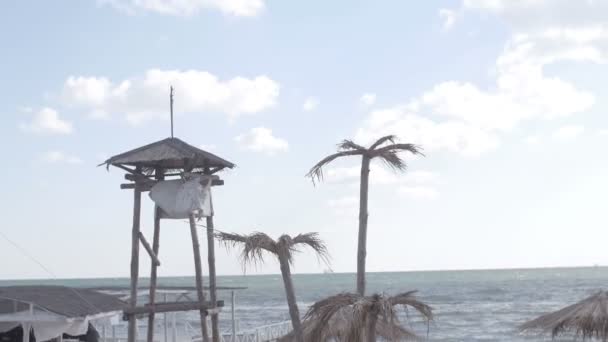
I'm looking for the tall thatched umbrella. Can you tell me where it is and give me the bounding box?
[306,135,423,296]
[217,232,330,342]
[521,290,608,340]
[280,291,433,342]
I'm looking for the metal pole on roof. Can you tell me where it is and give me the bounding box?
[170,86,174,139]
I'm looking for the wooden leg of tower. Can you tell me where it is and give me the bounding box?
[189,213,210,342]
[147,205,162,342]
[206,215,219,342]
[128,187,142,342]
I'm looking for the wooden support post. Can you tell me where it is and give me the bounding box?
[206,214,219,342]
[171,312,177,342]
[231,291,236,342]
[139,232,160,267]
[128,178,142,342]
[163,293,168,342]
[147,170,164,342]
[189,213,210,342]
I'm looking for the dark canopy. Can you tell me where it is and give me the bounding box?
[0,286,126,318]
[101,137,235,174]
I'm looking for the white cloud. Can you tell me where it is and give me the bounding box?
[42,151,83,165]
[20,107,73,135]
[327,196,358,207]
[325,166,360,184]
[357,1,602,158]
[356,109,500,157]
[327,196,358,216]
[439,8,457,30]
[328,196,358,208]
[524,135,541,145]
[553,125,585,140]
[235,127,288,155]
[461,0,608,31]
[457,0,608,63]
[99,0,265,17]
[599,129,608,136]
[360,93,377,106]
[303,97,319,111]
[403,170,440,183]
[61,70,279,124]
[325,164,438,188]
[399,186,439,200]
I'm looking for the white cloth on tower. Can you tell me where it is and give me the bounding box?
[149,175,213,219]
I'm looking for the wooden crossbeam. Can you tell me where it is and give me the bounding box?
[125,174,153,182]
[120,179,224,191]
[138,232,161,266]
[123,300,224,316]
[113,164,147,177]
[124,173,220,182]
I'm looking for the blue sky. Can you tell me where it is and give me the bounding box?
[2,0,608,279]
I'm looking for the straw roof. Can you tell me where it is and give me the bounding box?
[521,290,608,340]
[279,308,422,342]
[0,286,126,318]
[102,137,235,174]
[279,292,432,342]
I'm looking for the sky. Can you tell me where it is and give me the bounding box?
[1,0,608,280]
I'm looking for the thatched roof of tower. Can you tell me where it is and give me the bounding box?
[521,290,608,340]
[101,137,235,174]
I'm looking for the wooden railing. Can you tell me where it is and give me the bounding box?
[190,321,292,342]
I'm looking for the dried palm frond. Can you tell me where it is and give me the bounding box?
[371,143,424,158]
[304,293,360,341]
[338,139,367,152]
[306,138,423,185]
[377,150,407,172]
[217,231,330,269]
[521,290,608,340]
[290,233,331,266]
[369,135,398,150]
[305,150,363,184]
[286,291,433,342]
[217,232,276,268]
[389,291,434,327]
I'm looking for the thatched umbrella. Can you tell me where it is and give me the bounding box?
[306,135,423,296]
[279,291,433,342]
[217,232,330,342]
[521,290,608,340]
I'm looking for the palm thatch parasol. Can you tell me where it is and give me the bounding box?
[279,291,433,342]
[217,231,330,342]
[521,290,608,340]
[306,135,423,296]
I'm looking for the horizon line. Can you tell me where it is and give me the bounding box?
[1,264,605,282]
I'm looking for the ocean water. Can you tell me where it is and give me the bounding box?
[2,267,608,341]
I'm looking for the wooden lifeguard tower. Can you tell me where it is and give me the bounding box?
[101,90,235,342]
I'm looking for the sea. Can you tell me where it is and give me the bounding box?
[2,267,607,341]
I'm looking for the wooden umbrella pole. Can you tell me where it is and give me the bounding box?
[147,171,164,342]
[189,213,210,342]
[206,215,219,342]
[128,182,142,342]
